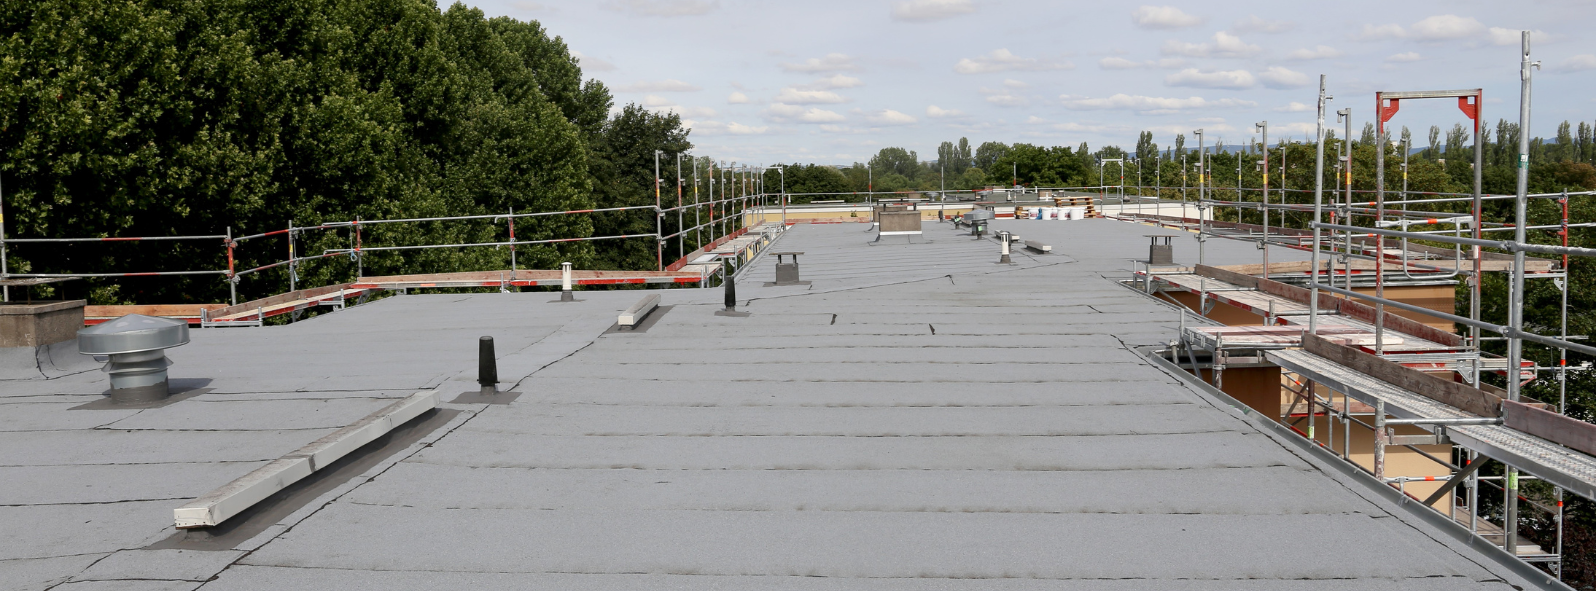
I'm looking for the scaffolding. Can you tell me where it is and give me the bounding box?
[1136,32,1595,582]
[0,167,773,308]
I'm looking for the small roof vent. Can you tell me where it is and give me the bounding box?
[78,314,190,404]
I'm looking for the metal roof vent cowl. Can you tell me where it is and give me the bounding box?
[77,314,190,404]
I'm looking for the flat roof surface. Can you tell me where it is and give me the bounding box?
[0,218,1540,590]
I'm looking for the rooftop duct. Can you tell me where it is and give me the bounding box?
[78,314,189,404]
[964,209,993,238]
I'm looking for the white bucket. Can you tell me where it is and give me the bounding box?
[1070,207,1086,220]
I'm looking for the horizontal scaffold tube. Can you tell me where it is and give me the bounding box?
[1384,417,1506,426]
[1308,281,1596,357]
[321,232,660,255]
[7,270,229,278]
[1312,221,1596,258]
[2,234,229,243]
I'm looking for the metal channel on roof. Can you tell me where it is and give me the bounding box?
[1269,349,1596,502]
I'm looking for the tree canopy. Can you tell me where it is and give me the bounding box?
[1,0,695,303]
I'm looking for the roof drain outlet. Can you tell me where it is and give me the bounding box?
[77,314,190,404]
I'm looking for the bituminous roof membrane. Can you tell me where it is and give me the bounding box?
[0,217,1547,590]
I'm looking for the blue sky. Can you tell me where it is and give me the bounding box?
[465,0,1596,165]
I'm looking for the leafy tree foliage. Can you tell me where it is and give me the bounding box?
[1134,131,1158,161]
[936,138,972,176]
[761,163,850,202]
[0,0,694,304]
[990,143,1086,187]
[973,141,1009,171]
[868,147,919,178]
[587,104,690,271]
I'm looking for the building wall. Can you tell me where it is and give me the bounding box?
[1187,365,1454,512]
[1157,291,1265,326]
[1350,285,1457,332]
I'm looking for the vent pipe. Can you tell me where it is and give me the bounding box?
[723,259,737,311]
[77,315,189,404]
[478,336,498,391]
[560,262,574,302]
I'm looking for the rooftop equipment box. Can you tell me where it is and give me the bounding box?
[0,300,85,348]
[877,211,923,235]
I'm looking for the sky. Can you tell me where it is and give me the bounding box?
[465,0,1596,166]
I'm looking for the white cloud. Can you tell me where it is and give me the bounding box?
[1258,66,1309,89]
[726,122,768,134]
[763,103,845,123]
[1051,122,1125,134]
[1165,68,1256,89]
[802,75,864,90]
[1099,57,1186,69]
[1276,102,1312,112]
[985,94,1030,107]
[954,48,1072,74]
[1099,57,1140,70]
[780,53,859,73]
[1561,54,1596,72]
[570,50,616,72]
[1287,45,1341,60]
[1130,6,1203,29]
[659,105,716,118]
[1386,52,1422,63]
[614,79,702,92]
[685,119,768,135]
[926,105,965,118]
[1025,116,1048,124]
[642,96,717,119]
[1357,23,1405,41]
[1058,93,1257,114]
[866,109,918,125]
[1003,79,1028,88]
[727,92,751,104]
[1230,15,1293,34]
[603,0,718,17]
[1162,32,1261,58]
[890,0,975,22]
[1489,27,1546,46]
[1360,19,1542,46]
[773,88,847,104]
[1408,15,1484,41]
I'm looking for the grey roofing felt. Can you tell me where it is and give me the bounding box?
[0,218,1536,590]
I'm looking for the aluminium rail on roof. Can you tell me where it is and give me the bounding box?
[1269,348,1596,516]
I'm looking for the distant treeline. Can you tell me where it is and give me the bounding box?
[765,121,1596,199]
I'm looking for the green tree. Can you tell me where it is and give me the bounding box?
[586,104,691,271]
[936,137,972,176]
[1359,122,1376,146]
[974,141,1009,171]
[766,163,850,200]
[869,147,919,178]
[1134,131,1158,161]
[0,0,692,304]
